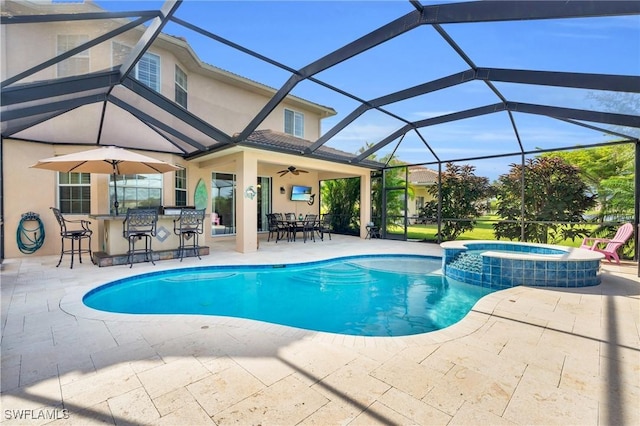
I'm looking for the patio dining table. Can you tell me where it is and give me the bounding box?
[278,215,319,242]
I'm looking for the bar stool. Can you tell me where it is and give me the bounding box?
[173,208,205,261]
[122,208,158,268]
[50,207,93,268]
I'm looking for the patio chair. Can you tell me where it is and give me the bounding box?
[274,213,290,241]
[267,213,286,242]
[318,213,332,241]
[211,212,220,225]
[580,223,633,264]
[174,208,205,261]
[267,213,278,242]
[302,214,317,243]
[50,207,93,269]
[366,222,381,239]
[285,212,302,241]
[123,208,158,268]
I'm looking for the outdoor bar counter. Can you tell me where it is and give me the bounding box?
[89,211,209,266]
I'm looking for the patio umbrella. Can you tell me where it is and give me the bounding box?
[31,146,180,215]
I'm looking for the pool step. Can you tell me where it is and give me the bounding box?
[291,263,376,285]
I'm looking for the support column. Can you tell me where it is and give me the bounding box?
[235,151,258,253]
[360,171,371,238]
[635,141,639,276]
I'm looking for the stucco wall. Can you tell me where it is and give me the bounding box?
[5,141,63,258]
[3,140,185,258]
[1,7,328,142]
[407,185,435,219]
[1,1,366,259]
[4,139,372,259]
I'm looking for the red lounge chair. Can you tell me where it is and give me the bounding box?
[580,223,633,264]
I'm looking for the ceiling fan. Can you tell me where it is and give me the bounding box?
[277,166,309,177]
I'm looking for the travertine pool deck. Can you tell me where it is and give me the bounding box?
[1,235,638,425]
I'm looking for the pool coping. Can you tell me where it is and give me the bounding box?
[441,240,604,261]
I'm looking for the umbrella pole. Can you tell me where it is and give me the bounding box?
[112,169,119,216]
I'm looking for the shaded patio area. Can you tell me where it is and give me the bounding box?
[1,236,638,425]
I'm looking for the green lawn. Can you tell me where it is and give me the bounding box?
[402,216,599,248]
[386,216,633,259]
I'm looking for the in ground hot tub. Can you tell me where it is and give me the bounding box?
[441,240,604,288]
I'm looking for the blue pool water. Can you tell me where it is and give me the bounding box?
[83,255,494,336]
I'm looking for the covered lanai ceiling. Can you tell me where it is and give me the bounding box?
[2,0,639,175]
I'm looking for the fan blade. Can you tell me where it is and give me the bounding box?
[278,171,288,177]
[292,170,299,175]
[299,169,309,174]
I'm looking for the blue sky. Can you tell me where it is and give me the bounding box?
[96,1,639,180]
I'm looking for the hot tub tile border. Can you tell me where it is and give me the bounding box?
[441,240,603,288]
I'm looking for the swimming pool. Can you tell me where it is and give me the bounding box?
[83,255,494,337]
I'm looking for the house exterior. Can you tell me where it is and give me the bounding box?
[407,166,438,221]
[1,0,377,260]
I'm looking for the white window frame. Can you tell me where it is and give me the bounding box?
[175,167,187,206]
[175,65,188,109]
[111,42,161,93]
[136,52,161,92]
[284,108,304,138]
[58,172,91,214]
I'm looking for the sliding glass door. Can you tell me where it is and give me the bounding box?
[211,173,235,235]
[211,172,271,236]
[257,177,271,232]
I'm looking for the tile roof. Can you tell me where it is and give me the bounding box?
[408,165,439,185]
[243,130,384,168]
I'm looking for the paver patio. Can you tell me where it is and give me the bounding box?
[1,235,638,425]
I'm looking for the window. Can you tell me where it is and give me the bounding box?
[175,167,187,206]
[415,196,424,211]
[58,172,91,214]
[110,174,162,214]
[57,35,90,77]
[175,65,188,109]
[136,52,161,92]
[111,42,160,92]
[284,109,304,138]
